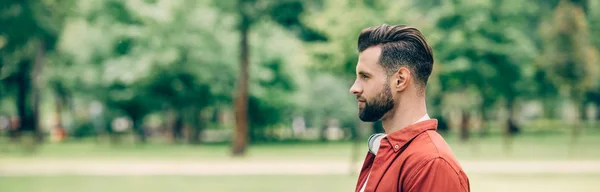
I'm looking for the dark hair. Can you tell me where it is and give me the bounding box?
[357,24,434,88]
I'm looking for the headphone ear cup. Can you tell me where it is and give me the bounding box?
[368,133,386,155]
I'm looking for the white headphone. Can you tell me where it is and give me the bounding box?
[368,133,387,155]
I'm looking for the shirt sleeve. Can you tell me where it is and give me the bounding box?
[404,157,469,192]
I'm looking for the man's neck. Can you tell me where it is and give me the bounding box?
[381,98,428,134]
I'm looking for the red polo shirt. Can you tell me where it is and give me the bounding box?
[355,119,470,192]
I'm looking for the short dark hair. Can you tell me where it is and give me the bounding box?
[357,24,434,88]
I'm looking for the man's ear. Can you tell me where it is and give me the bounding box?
[394,67,411,91]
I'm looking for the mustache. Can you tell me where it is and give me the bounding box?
[356,96,366,102]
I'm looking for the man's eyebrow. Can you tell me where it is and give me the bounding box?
[358,71,371,76]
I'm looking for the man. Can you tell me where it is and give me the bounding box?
[349,24,470,192]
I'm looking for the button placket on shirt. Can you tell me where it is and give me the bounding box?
[372,138,390,164]
[364,138,393,192]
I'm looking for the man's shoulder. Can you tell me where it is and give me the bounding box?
[402,130,464,174]
[392,130,470,191]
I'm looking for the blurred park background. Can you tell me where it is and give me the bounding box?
[1,0,600,191]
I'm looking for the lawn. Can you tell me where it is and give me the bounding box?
[2,131,600,162]
[1,129,600,192]
[1,173,598,192]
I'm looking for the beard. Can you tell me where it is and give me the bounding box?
[358,81,395,122]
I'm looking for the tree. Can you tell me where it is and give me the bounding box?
[585,0,600,120]
[215,0,326,156]
[430,0,541,143]
[538,0,599,141]
[52,0,235,144]
[0,0,73,146]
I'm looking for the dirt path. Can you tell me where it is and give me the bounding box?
[2,160,600,176]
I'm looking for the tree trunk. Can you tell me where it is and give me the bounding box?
[164,107,175,143]
[173,110,184,144]
[132,115,146,144]
[479,105,489,138]
[597,103,600,120]
[232,4,250,156]
[15,59,37,137]
[319,118,328,142]
[459,110,470,143]
[52,91,67,142]
[570,101,584,145]
[579,101,588,121]
[504,101,518,154]
[15,58,38,152]
[32,40,44,143]
[15,60,32,136]
[431,95,448,134]
[506,107,520,137]
[189,108,204,145]
[211,108,220,123]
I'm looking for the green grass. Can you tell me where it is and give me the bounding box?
[0,175,356,192]
[2,131,600,162]
[2,130,600,192]
[1,173,598,192]
[443,132,600,161]
[469,173,600,192]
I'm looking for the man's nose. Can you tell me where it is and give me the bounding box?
[349,80,361,95]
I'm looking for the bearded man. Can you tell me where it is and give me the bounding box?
[349,24,470,192]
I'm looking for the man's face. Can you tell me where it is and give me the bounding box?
[349,46,395,122]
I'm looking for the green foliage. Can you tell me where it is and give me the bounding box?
[51,0,237,115]
[538,0,599,101]
[300,72,356,129]
[2,0,600,143]
[303,0,414,77]
[0,0,73,92]
[591,0,600,49]
[0,0,71,51]
[429,0,540,115]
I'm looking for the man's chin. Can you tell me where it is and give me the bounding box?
[359,113,381,122]
[359,118,379,122]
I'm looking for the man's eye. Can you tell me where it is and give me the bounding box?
[361,75,369,79]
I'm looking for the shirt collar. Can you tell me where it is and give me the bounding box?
[384,118,437,150]
[368,114,434,155]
